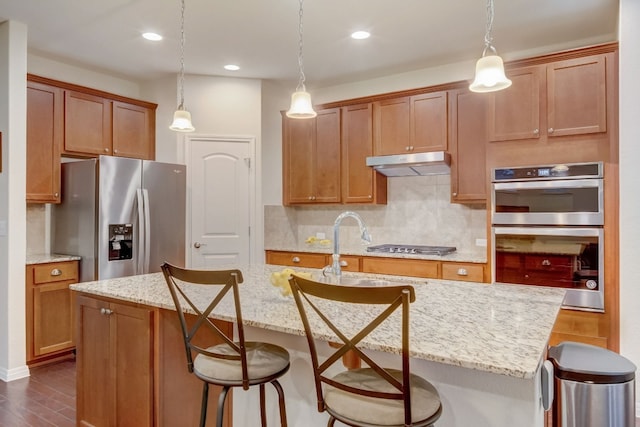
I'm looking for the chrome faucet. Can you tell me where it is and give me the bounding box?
[326,211,371,277]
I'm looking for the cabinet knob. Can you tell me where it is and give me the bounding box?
[368,195,372,199]
[409,146,414,151]
[452,192,457,197]
[548,128,554,134]
[54,192,59,198]
[50,268,62,276]
[104,148,109,152]
[100,308,113,315]
[457,268,468,276]
[114,149,118,154]
[339,260,348,267]
[533,128,539,135]
[541,259,551,266]
[405,146,410,151]
[292,256,301,263]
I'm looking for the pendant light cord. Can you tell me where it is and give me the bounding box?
[296,0,307,92]
[483,0,497,55]
[178,0,186,109]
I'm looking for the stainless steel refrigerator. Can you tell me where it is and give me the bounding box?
[53,156,186,282]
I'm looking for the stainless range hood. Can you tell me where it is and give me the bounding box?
[366,151,451,177]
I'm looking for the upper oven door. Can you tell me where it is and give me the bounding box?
[492,178,604,226]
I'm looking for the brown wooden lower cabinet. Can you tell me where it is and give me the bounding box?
[26,261,78,365]
[265,250,488,282]
[549,309,608,349]
[75,294,232,427]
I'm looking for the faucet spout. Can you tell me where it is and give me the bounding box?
[329,211,371,277]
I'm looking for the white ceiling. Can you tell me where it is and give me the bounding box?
[0,0,619,88]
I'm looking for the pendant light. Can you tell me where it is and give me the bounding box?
[286,0,317,119]
[469,0,512,93]
[170,0,195,132]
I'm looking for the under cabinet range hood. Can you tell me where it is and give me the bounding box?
[365,151,451,177]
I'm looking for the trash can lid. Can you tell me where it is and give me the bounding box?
[548,341,637,384]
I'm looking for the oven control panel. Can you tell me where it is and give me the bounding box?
[493,162,602,182]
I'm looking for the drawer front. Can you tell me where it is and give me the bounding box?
[362,257,439,278]
[441,263,485,282]
[33,261,78,284]
[338,255,361,272]
[266,251,328,268]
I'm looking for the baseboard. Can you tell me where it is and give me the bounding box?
[0,364,30,382]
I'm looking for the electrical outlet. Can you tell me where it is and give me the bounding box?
[475,238,487,247]
[316,232,326,240]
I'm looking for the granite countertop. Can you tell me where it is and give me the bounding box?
[27,253,81,265]
[70,264,563,379]
[266,244,487,263]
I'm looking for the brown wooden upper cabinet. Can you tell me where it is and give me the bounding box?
[112,101,155,159]
[373,91,448,155]
[488,54,608,142]
[282,108,341,205]
[342,103,387,204]
[448,88,488,203]
[27,81,63,203]
[64,90,112,156]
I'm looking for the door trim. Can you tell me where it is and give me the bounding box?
[182,135,261,267]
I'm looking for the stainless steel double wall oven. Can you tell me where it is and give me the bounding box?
[491,162,604,312]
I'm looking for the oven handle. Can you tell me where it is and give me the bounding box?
[492,226,602,237]
[492,178,602,190]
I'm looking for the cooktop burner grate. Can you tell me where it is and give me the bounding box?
[366,244,456,256]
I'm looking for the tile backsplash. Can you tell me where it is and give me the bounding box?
[265,175,487,257]
[27,203,48,255]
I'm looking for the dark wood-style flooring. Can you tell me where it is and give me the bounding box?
[0,359,637,427]
[0,360,75,427]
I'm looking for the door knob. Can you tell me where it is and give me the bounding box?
[194,242,201,248]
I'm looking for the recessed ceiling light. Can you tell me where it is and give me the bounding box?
[351,31,370,40]
[224,64,240,71]
[142,32,163,41]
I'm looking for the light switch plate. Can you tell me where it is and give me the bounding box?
[0,220,6,236]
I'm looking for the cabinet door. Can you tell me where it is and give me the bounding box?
[449,88,488,203]
[342,103,387,204]
[33,281,75,356]
[64,90,111,155]
[373,97,410,155]
[26,81,63,203]
[282,115,315,204]
[77,295,113,426]
[313,108,342,203]
[546,55,607,137]
[112,302,154,427]
[488,66,542,141]
[410,91,448,152]
[112,101,155,159]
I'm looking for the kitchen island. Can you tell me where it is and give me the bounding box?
[70,264,565,427]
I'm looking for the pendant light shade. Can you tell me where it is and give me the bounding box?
[469,0,511,93]
[170,108,195,132]
[286,0,316,119]
[170,0,195,132]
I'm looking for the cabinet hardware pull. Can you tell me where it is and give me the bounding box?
[54,193,59,198]
[104,148,109,152]
[457,268,468,276]
[100,308,113,315]
[452,192,457,197]
[292,256,300,263]
[533,128,539,135]
[50,268,62,276]
[548,128,554,134]
[541,259,551,266]
[339,260,348,267]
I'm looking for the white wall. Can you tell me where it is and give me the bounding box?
[0,20,29,381]
[618,0,640,416]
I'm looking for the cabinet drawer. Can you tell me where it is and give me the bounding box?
[362,257,439,279]
[441,263,485,282]
[266,251,328,268]
[33,262,78,284]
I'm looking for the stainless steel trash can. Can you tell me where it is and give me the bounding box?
[548,341,637,427]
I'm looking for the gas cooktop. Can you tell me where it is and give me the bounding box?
[366,244,457,256]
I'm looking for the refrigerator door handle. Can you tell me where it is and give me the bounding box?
[136,189,145,275]
[142,189,151,274]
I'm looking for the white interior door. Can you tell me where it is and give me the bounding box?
[188,137,252,268]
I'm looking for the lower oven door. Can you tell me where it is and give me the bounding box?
[492,226,604,312]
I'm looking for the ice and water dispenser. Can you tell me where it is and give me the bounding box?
[108,224,133,260]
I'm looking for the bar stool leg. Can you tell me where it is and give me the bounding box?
[216,385,230,427]
[260,384,267,426]
[199,382,209,427]
[271,380,288,427]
